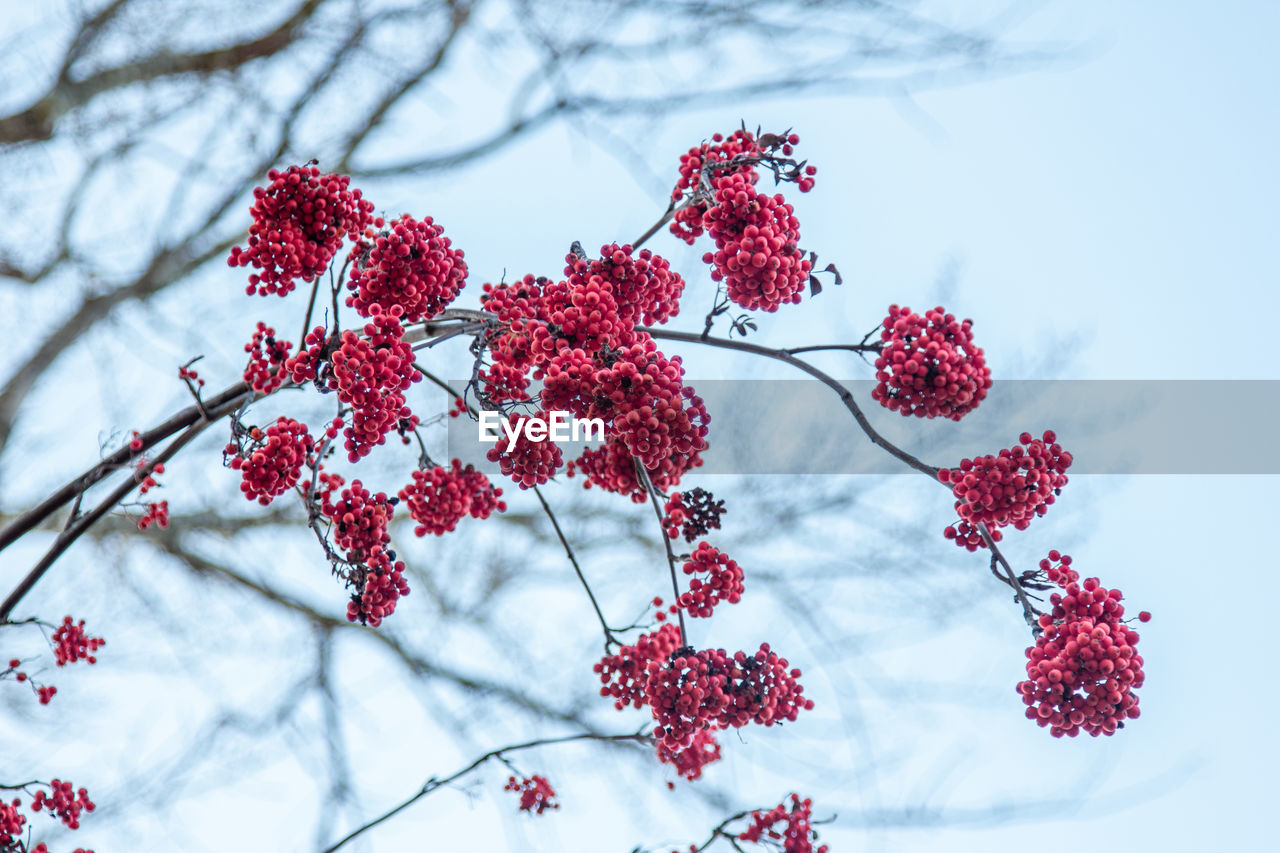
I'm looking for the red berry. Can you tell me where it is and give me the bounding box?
[346,213,467,322]
[871,305,992,421]
[229,165,374,297]
[1016,553,1146,738]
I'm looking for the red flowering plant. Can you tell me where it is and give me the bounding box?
[0,126,1146,852]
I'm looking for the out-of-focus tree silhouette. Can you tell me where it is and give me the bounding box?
[0,3,1075,851]
[0,0,1049,453]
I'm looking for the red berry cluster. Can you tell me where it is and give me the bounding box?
[52,618,104,667]
[656,726,722,783]
[242,322,293,394]
[594,622,683,710]
[288,312,421,462]
[530,276,626,359]
[565,242,685,326]
[676,543,744,618]
[702,171,812,312]
[645,643,813,750]
[228,165,374,296]
[484,414,565,489]
[566,437,700,503]
[137,501,168,531]
[332,312,420,461]
[346,548,410,628]
[136,461,163,495]
[542,338,708,471]
[177,364,204,387]
[670,129,764,244]
[30,780,94,830]
[586,337,709,471]
[1017,552,1146,737]
[284,325,331,384]
[939,430,1072,551]
[346,213,467,322]
[398,459,506,536]
[226,417,315,505]
[6,658,58,705]
[316,477,409,627]
[661,488,726,542]
[872,304,992,420]
[739,794,829,853]
[503,775,559,815]
[667,130,815,311]
[478,269,708,493]
[319,478,393,564]
[477,275,545,403]
[0,797,25,847]
[481,269,634,407]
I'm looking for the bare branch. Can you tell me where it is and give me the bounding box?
[0,0,329,144]
[323,729,651,853]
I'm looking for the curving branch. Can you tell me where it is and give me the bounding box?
[0,386,252,621]
[322,729,652,853]
[0,379,253,556]
[640,327,942,480]
[638,327,1045,628]
[635,458,688,647]
[0,0,329,144]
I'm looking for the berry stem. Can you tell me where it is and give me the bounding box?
[531,485,622,651]
[635,458,688,647]
[322,729,650,853]
[640,327,941,480]
[978,522,1041,632]
[299,271,324,350]
[409,361,622,650]
[0,380,256,557]
[0,388,253,621]
[631,197,677,250]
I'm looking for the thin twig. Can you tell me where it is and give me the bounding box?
[634,459,688,647]
[408,321,490,351]
[631,197,677,249]
[0,380,254,555]
[978,523,1040,632]
[640,327,940,480]
[0,391,250,621]
[784,343,882,355]
[300,272,324,347]
[638,327,1050,630]
[409,360,619,648]
[323,730,650,853]
[532,486,621,651]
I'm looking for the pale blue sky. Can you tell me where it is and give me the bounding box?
[399,3,1278,849]
[3,2,1276,852]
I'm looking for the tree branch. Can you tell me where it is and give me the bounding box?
[0,0,329,144]
[640,327,941,480]
[0,388,250,621]
[0,380,254,556]
[323,729,651,853]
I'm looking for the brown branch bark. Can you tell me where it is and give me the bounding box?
[639,327,942,480]
[0,379,253,556]
[0,386,251,621]
[0,0,328,144]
